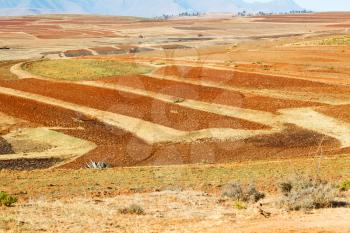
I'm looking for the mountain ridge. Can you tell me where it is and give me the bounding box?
[0,0,304,17]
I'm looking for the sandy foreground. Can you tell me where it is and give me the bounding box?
[1,190,349,233]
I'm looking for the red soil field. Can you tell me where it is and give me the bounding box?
[46,16,138,25]
[0,18,37,26]
[64,49,93,57]
[0,24,61,31]
[155,65,347,92]
[91,47,125,55]
[0,94,339,168]
[0,20,117,39]
[0,21,29,26]
[0,92,154,167]
[135,120,340,166]
[253,13,350,23]
[317,105,350,124]
[31,29,117,39]
[327,24,350,28]
[102,75,324,112]
[0,92,339,169]
[0,79,266,131]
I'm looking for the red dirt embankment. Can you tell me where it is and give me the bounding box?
[0,79,266,131]
[90,47,125,55]
[317,105,350,124]
[154,65,350,97]
[154,65,336,90]
[102,75,324,112]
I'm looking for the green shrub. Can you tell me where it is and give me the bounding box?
[338,180,350,192]
[0,192,17,207]
[118,204,145,215]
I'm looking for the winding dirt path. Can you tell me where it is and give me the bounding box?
[10,62,39,79]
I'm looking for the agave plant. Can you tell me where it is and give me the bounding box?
[86,161,110,170]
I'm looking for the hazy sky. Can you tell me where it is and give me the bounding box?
[246,0,350,11]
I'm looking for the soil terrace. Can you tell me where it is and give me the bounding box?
[0,79,265,131]
[154,65,340,90]
[101,74,324,112]
[0,63,347,169]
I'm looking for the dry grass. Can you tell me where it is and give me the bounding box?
[318,36,350,46]
[1,155,349,201]
[0,60,21,80]
[293,35,350,46]
[22,59,153,81]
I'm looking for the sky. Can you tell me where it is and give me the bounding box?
[246,0,350,12]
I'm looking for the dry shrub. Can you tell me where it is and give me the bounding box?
[118,204,145,215]
[278,176,338,211]
[222,182,265,203]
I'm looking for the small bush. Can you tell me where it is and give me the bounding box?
[173,98,185,104]
[222,182,265,203]
[222,182,243,200]
[338,180,350,192]
[118,204,145,215]
[86,161,110,170]
[278,177,338,211]
[246,185,266,203]
[233,201,247,210]
[0,192,17,207]
[279,182,293,196]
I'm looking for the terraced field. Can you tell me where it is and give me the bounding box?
[1,13,350,233]
[1,57,350,169]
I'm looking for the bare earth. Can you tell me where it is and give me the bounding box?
[1,13,350,232]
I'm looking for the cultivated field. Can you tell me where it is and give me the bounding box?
[1,13,350,232]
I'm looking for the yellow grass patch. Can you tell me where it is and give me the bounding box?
[22,59,153,81]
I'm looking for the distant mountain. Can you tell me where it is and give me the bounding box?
[0,0,304,17]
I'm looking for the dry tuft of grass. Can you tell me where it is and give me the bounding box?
[118,204,145,215]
